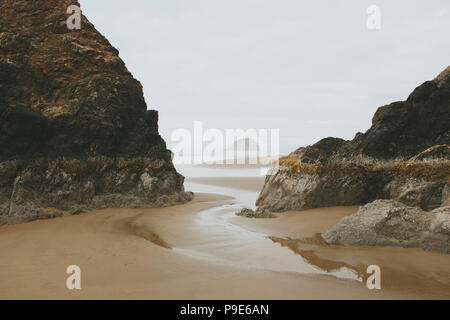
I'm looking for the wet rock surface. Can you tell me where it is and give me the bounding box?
[236,207,275,219]
[322,200,450,253]
[0,0,192,224]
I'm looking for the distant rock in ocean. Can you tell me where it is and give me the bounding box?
[0,0,192,225]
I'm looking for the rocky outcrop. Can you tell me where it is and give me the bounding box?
[257,164,388,212]
[257,148,449,212]
[236,207,275,219]
[322,200,450,253]
[257,67,450,213]
[256,67,449,252]
[340,66,450,160]
[0,0,192,225]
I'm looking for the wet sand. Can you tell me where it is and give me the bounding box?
[188,176,265,192]
[233,206,450,299]
[0,177,448,299]
[217,179,450,299]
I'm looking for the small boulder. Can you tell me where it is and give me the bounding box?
[236,207,275,219]
[322,200,450,253]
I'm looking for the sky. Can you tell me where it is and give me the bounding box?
[79,0,450,156]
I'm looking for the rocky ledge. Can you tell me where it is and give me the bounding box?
[258,145,449,212]
[0,0,192,225]
[256,67,449,253]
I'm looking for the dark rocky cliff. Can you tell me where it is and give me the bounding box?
[257,67,450,212]
[292,66,450,163]
[0,0,192,225]
[256,67,449,253]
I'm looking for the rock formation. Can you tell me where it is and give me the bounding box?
[0,0,192,225]
[322,200,450,253]
[257,67,450,212]
[236,207,275,219]
[256,67,449,253]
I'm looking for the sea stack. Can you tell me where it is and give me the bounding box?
[257,67,450,212]
[0,0,192,225]
[256,67,449,253]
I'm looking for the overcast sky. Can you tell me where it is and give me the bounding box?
[80,0,449,155]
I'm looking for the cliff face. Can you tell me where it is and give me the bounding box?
[0,0,192,225]
[341,67,450,160]
[255,67,449,253]
[257,67,450,213]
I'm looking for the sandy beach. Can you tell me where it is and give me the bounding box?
[1,0,449,306]
[188,176,266,192]
[0,176,448,300]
